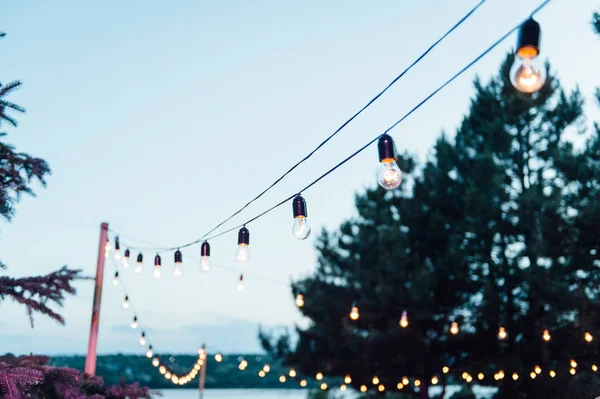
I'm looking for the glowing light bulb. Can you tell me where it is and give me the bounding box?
[139,332,146,346]
[350,303,359,320]
[123,249,130,268]
[400,310,409,328]
[159,365,166,374]
[114,237,121,260]
[340,384,347,391]
[535,365,542,375]
[300,380,307,387]
[593,365,598,372]
[550,370,556,378]
[131,316,138,329]
[235,227,250,263]
[585,332,593,342]
[153,254,161,279]
[174,249,183,277]
[431,376,439,385]
[570,359,577,368]
[498,326,507,340]
[146,346,153,358]
[291,195,311,240]
[414,380,421,387]
[530,372,536,379]
[215,353,223,362]
[279,376,286,383]
[105,239,111,252]
[122,296,129,309]
[263,365,270,372]
[344,375,352,384]
[450,322,459,335]
[478,373,484,381]
[570,368,576,376]
[372,376,380,385]
[296,293,305,308]
[135,253,143,274]
[112,272,119,286]
[171,375,179,384]
[259,370,266,378]
[152,357,159,367]
[198,241,211,272]
[498,371,505,380]
[360,385,367,392]
[238,274,244,291]
[510,18,545,93]
[165,372,172,380]
[402,377,409,385]
[378,385,385,392]
[542,329,551,342]
[377,134,402,190]
[320,383,328,390]
[289,369,296,377]
[442,366,449,374]
[397,383,404,389]
[316,372,323,380]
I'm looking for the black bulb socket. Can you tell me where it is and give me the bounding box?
[174,249,182,264]
[292,195,308,219]
[378,134,397,162]
[201,241,211,257]
[517,18,541,58]
[124,249,130,259]
[137,253,143,263]
[115,237,120,251]
[238,227,250,246]
[154,254,161,266]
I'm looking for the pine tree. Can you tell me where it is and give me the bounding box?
[262,51,599,399]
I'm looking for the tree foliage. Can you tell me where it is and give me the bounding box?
[262,52,600,399]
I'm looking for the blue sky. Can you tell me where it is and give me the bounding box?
[0,0,598,355]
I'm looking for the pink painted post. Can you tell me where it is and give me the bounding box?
[84,222,109,375]
[199,344,207,399]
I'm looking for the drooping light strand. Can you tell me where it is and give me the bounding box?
[235,227,250,263]
[510,18,546,93]
[140,332,146,346]
[291,194,311,240]
[238,274,244,292]
[114,236,121,260]
[131,316,138,329]
[400,310,409,328]
[200,241,211,272]
[349,302,360,320]
[122,295,129,309]
[174,249,183,277]
[123,249,130,268]
[153,254,162,279]
[135,253,143,274]
[112,272,119,286]
[295,292,305,308]
[377,133,402,190]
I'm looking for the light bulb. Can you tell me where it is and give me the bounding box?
[152,357,159,367]
[135,253,143,274]
[350,303,359,320]
[112,272,119,286]
[549,370,556,378]
[235,227,250,263]
[296,293,304,308]
[442,366,449,374]
[543,329,551,342]
[360,385,367,393]
[289,369,296,377]
[478,373,484,381]
[279,376,286,383]
[510,56,546,93]
[292,217,312,240]
[113,237,120,259]
[402,377,409,385]
[372,376,379,385]
[174,249,183,277]
[105,240,111,252]
[570,368,576,375]
[414,380,421,387]
[140,333,146,346]
[263,365,270,372]
[131,316,138,329]
[585,332,593,342]
[238,274,244,291]
[450,322,459,335]
[344,375,352,384]
[431,376,438,385]
[498,326,507,340]
[199,241,211,272]
[159,365,166,374]
[122,296,129,309]
[340,384,347,391]
[153,254,161,278]
[316,372,323,380]
[512,373,519,381]
[321,383,328,390]
[400,310,409,328]
[146,346,153,358]
[570,359,577,368]
[123,249,130,267]
[535,365,542,374]
[215,354,223,362]
[377,134,402,190]
[300,380,307,387]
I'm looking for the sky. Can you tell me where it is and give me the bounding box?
[0,0,598,356]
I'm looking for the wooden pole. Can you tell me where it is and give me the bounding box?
[84,222,109,375]
[199,344,207,399]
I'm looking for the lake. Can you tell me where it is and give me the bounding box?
[157,386,496,398]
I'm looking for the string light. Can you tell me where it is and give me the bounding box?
[173,249,184,277]
[139,332,146,346]
[414,379,421,387]
[200,241,211,272]
[258,370,266,378]
[215,353,223,362]
[159,365,166,374]
[402,377,409,385]
[510,18,546,93]
[152,357,159,367]
[350,302,360,320]
[450,321,460,335]
[360,385,367,393]
[291,194,311,240]
[543,329,551,342]
[295,292,304,308]
[498,326,507,340]
[153,254,161,279]
[400,310,409,328]
[397,383,404,390]
[300,380,307,387]
[135,253,143,274]
[340,384,347,391]
[146,346,153,358]
[478,373,484,381]
[378,385,385,392]
[131,316,138,329]
[442,366,449,374]
[289,369,297,378]
[498,370,505,380]
[377,133,402,190]
[431,376,439,385]
[165,372,172,380]
[593,365,598,372]
[512,373,519,381]
[344,375,352,384]
[530,372,536,379]
[570,359,577,368]
[235,226,250,263]
[279,376,286,383]
[320,383,328,390]
[112,272,119,286]
[465,376,472,383]
[122,295,129,309]
[238,274,244,291]
[372,376,380,385]
[316,372,324,381]
[570,368,576,376]
[534,365,542,374]
[263,364,271,373]
[549,370,556,378]
[123,249,130,267]
[114,237,121,260]
[585,332,593,343]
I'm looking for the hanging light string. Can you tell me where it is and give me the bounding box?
[106,0,552,255]
[108,256,203,386]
